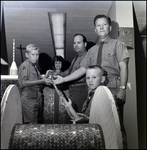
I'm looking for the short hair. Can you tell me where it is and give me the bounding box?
[26,44,39,53]
[73,33,87,43]
[87,65,107,77]
[52,55,65,71]
[93,14,111,26]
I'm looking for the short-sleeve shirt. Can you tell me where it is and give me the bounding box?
[80,36,130,76]
[18,59,41,90]
[69,50,87,84]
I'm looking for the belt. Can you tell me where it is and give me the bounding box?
[21,86,40,93]
[69,83,87,88]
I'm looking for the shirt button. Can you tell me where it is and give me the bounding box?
[111,81,113,84]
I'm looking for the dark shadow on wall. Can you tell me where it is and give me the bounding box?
[38,53,53,74]
[110,21,119,39]
[86,41,95,50]
[1,2,9,75]
[62,59,71,71]
[133,5,146,149]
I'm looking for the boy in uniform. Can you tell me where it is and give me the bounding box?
[58,65,123,149]
[59,65,107,123]
[18,44,51,124]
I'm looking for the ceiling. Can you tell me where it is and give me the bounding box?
[2,1,146,67]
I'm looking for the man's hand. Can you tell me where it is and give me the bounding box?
[53,75,65,84]
[116,89,126,105]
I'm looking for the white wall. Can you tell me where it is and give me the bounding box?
[108,1,138,149]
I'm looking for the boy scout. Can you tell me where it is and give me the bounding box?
[18,44,51,124]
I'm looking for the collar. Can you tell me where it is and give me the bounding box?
[97,36,112,45]
[77,50,87,57]
[26,59,36,66]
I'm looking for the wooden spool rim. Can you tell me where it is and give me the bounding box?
[1,84,15,126]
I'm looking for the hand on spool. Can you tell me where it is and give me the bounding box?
[60,97,72,107]
[71,113,89,124]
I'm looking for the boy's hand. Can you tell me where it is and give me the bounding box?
[71,113,89,124]
[45,69,53,78]
[60,97,72,107]
[43,78,52,85]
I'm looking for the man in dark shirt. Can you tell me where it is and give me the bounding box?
[60,34,88,114]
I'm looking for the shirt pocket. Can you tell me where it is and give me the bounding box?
[27,87,38,99]
[88,53,96,66]
[105,51,117,66]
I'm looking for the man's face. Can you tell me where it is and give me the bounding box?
[73,35,86,53]
[86,68,103,90]
[94,17,112,39]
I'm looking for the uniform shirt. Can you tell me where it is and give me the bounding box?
[18,59,42,124]
[18,59,41,90]
[69,50,87,84]
[80,36,130,76]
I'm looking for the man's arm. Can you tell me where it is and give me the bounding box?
[54,67,86,84]
[60,69,70,77]
[117,58,129,100]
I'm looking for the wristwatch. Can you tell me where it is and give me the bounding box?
[119,86,126,90]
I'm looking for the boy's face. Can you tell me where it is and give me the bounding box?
[94,17,112,39]
[86,68,104,90]
[26,49,39,64]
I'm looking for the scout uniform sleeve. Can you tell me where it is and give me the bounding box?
[80,45,98,69]
[116,41,130,63]
[18,62,28,88]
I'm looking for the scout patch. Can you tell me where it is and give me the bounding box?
[125,49,129,54]
[22,66,26,70]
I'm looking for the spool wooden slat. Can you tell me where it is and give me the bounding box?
[89,86,123,149]
[1,84,22,149]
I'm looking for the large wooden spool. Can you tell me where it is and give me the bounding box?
[1,84,123,149]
